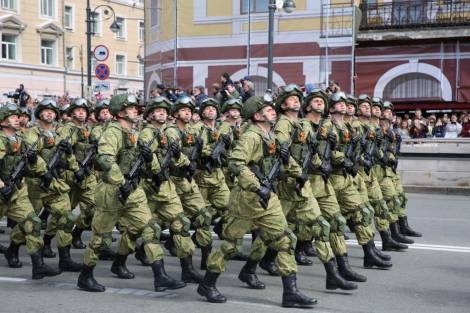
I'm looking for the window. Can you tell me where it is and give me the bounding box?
[2,0,16,10]
[139,21,144,42]
[115,54,126,75]
[91,12,101,35]
[41,39,54,65]
[66,46,73,69]
[383,73,442,100]
[64,5,73,29]
[115,17,125,39]
[241,0,268,14]
[138,62,144,77]
[150,0,159,27]
[41,0,55,18]
[1,34,17,61]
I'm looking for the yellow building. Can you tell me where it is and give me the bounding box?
[0,0,144,99]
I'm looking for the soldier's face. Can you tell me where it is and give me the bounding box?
[40,109,56,123]
[308,97,324,113]
[202,106,217,120]
[151,108,168,123]
[283,95,301,112]
[19,115,29,126]
[99,108,112,122]
[124,106,139,122]
[191,112,200,123]
[227,108,240,120]
[177,107,192,123]
[347,104,356,116]
[371,106,382,118]
[333,101,347,115]
[383,109,393,120]
[2,115,20,130]
[258,105,277,124]
[72,107,88,123]
[359,102,371,117]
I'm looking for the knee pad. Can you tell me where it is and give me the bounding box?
[194,208,212,228]
[359,204,372,227]
[142,219,161,244]
[59,211,77,233]
[399,193,407,207]
[23,212,42,237]
[312,216,331,242]
[220,239,241,259]
[170,213,191,237]
[331,212,346,235]
[392,196,402,213]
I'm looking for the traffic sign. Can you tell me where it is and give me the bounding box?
[95,63,110,80]
[94,81,110,92]
[93,45,109,62]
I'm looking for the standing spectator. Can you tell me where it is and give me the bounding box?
[414,109,427,125]
[442,113,449,125]
[444,114,462,138]
[409,119,427,138]
[394,115,402,129]
[403,113,412,128]
[241,80,254,103]
[220,72,232,88]
[426,115,436,137]
[397,120,411,139]
[193,86,208,110]
[432,118,446,138]
[460,115,470,137]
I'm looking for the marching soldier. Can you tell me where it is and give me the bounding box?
[0,103,61,279]
[26,99,83,272]
[77,94,185,293]
[197,95,317,308]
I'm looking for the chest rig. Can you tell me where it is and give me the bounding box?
[116,127,140,176]
[71,125,92,163]
[0,133,27,181]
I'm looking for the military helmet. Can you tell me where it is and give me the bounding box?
[382,101,393,111]
[357,94,372,106]
[303,88,329,112]
[109,94,139,116]
[328,91,348,108]
[199,97,220,117]
[221,97,242,114]
[68,98,90,115]
[35,99,60,119]
[242,94,274,119]
[171,96,195,116]
[0,103,20,121]
[346,94,357,109]
[94,99,110,120]
[19,107,32,118]
[144,96,172,119]
[371,96,384,109]
[275,84,303,110]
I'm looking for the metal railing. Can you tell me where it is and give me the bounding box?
[360,0,470,30]
[321,2,354,38]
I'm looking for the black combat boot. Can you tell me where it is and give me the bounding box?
[0,243,7,254]
[111,254,135,279]
[200,245,212,270]
[336,254,367,282]
[323,259,357,290]
[370,240,392,261]
[197,271,227,303]
[98,246,116,261]
[4,242,22,268]
[399,216,422,237]
[259,247,279,276]
[164,236,177,257]
[71,227,86,249]
[58,246,83,272]
[281,273,317,308]
[295,241,313,266]
[180,256,203,283]
[0,227,4,234]
[160,231,170,242]
[77,264,106,292]
[380,230,408,251]
[362,240,393,269]
[31,250,61,280]
[231,250,249,261]
[42,234,56,258]
[39,210,50,230]
[151,259,186,292]
[7,218,17,228]
[134,244,151,266]
[238,259,266,289]
[390,222,414,244]
[303,240,317,257]
[213,218,224,240]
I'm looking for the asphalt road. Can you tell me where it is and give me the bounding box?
[0,192,469,313]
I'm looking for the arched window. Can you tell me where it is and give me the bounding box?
[383,73,442,100]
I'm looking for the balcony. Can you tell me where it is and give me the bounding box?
[360,0,470,30]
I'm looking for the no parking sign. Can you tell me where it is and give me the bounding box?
[95,63,110,81]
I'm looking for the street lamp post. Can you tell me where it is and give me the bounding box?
[267,0,295,91]
[85,0,120,99]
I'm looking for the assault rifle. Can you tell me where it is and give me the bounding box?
[118,138,157,204]
[152,141,179,194]
[74,140,98,183]
[381,129,393,171]
[392,132,402,173]
[319,128,334,183]
[186,136,203,182]
[205,133,231,174]
[0,139,39,202]
[295,122,322,195]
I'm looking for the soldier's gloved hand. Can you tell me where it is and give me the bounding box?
[26,149,38,165]
[256,185,271,209]
[280,145,290,165]
[222,134,231,149]
[152,171,167,187]
[58,140,73,155]
[296,174,309,191]
[343,158,354,174]
[169,141,181,159]
[376,131,383,146]
[327,132,337,150]
[41,172,54,189]
[75,168,86,182]
[140,145,153,163]
[0,184,14,201]
[119,180,134,201]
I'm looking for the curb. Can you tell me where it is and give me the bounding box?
[404,185,470,196]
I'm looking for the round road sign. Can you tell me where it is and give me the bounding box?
[94,45,109,62]
[95,63,110,80]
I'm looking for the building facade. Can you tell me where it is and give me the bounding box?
[0,0,144,99]
[145,0,470,111]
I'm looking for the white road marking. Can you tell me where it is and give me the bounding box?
[0,277,27,282]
